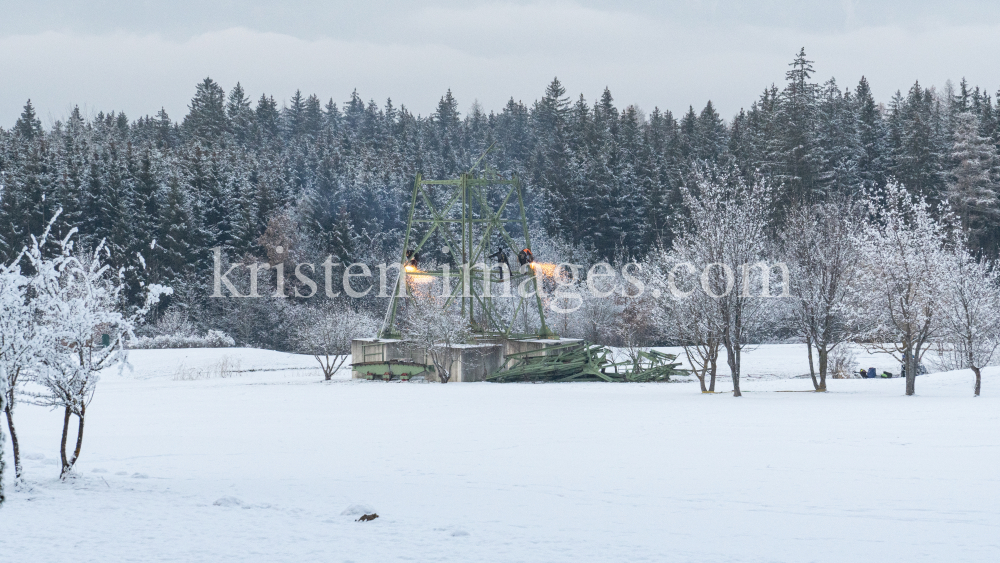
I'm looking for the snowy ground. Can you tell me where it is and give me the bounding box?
[651,342,907,381]
[1,345,998,563]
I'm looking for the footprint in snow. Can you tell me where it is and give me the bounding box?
[92,468,108,473]
[340,504,376,517]
[115,471,128,476]
[213,496,245,507]
[131,473,149,479]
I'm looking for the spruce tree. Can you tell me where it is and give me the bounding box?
[891,81,947,202]
[947,112,1000,253]
[227,83,254,145]
[855,76,887,191]
[254,94,280,142]
[157,173,195,280]
[14,100,43,141]
[773,48,822,207]
[183,78,229,144]
[284,90,307,140]
[815,79,862,196]
[532,78,572,239]
[694,101,728,161]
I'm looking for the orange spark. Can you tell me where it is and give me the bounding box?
[530,262,558,277]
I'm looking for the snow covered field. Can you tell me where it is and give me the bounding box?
[1,345,998,563]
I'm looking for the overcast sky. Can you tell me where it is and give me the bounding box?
[3,1,1000,128]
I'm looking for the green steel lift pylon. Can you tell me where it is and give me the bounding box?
[378,162,554,340]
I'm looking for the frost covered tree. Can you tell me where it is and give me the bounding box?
[851,183,950,396]
[0,256,39,486]
[649,250,722,393]
[672,172,778,397]
[296,305,378,380]
[402,296,472,383]
[782,199,860,391]
[935,233,1000,396]
[26,221,168,479]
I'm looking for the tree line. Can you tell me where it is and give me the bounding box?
[1,48,999,348]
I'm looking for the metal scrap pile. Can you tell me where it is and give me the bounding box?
[486,342,687,383]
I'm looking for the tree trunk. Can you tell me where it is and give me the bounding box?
[432,350,451,383]
[5,405,22,480]
[61,408,86,480]
[806,337,818,390]
[682,346,707,392]
[725,341,741,397]
[60,406,71,477]
[315,354,334,381]
[69,406,86,472]
[709,353,717,393]
[972,365,981,397]
[696,368,707,393]
[817,345,828,392]
[905,352,916,396]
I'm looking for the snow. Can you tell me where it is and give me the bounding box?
[657,342,907,380]
[2,345,998,562]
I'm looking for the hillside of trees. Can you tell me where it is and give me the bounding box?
[1,49,999,348]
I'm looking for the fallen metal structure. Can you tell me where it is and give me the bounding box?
[485,342,687,383]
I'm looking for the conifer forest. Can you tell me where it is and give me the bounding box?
[2,49,999,349]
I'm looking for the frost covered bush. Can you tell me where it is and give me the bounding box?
[130,330,236,349]
[131,308,235,348]
[151,309,196,338]
[828,346,859,379]
[295,304,378,380]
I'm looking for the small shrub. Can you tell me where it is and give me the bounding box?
[829,345,859,379]
[131,330,236,349]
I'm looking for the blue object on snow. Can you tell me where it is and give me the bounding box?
[867,367,876,379]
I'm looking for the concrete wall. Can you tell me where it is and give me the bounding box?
[351,337,579,382]
[448,344,503,382]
